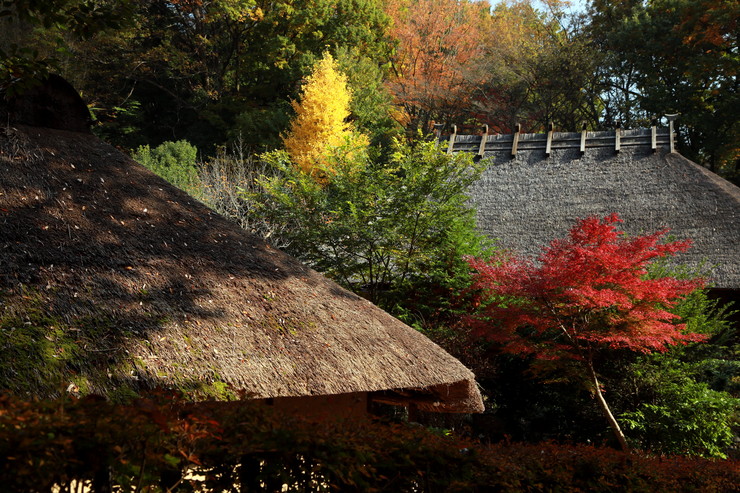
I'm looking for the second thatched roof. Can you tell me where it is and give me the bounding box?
[444,127,740,289]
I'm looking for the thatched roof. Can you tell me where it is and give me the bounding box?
[0,125,483,413]
[444,127,740,289]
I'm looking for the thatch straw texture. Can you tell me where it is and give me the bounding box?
[448,129,739,289]
[0,126,483,413]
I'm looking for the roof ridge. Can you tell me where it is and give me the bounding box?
[440,125,674,158]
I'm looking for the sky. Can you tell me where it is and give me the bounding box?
[532,0,589,14]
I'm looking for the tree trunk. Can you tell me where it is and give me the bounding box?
[587,359,630,452]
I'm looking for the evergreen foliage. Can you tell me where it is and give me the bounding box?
[616,282,739,458]
[621,359,737,458]
[336,46,403,151]
[132,140,200,195]
[0,0,133,97]
[588,0,739,177]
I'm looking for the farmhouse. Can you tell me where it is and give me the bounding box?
[0,80,484,419]
[443,123,740,307]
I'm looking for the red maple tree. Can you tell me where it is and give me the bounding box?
[465,214,707,451]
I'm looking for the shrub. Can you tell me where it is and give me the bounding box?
[0,392,738,492]
[196,139,290,245]
[622,373,737,458]
[132,140,200,195]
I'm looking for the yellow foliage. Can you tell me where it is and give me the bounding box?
[283,53,368,180]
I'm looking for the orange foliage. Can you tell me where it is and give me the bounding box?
[678,0,738,49]
[385,0,490,128]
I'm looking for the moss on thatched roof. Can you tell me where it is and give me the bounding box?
[444,127,740,289]
[0,125,483,413]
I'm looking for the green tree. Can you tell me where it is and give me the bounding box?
[620,359,737,458]
[4,0,391,151]
[0,0,133,97]
[71,0,392,152]
[617,280,739,458]
[252,138,489,311]
[74,0,266,150]
[587,0,739,179]
[336,46,403,151]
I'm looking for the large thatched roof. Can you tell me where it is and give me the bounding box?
[0,125,483,413]
[444,127,740,289]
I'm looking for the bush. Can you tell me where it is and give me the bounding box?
[0,392,738,492]
[197,139,289,245]
[622,373,737,458]
[132,140,200,195]
[616,282,739,459]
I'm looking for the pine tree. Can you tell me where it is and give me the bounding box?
[282,53,367,180]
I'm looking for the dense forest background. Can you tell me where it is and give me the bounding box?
[1,0,739,461]
[1,0,737,180]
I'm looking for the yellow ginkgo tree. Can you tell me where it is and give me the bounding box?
[282,52,368,180]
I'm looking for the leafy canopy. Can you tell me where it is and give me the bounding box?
[587,0,739,177]
[132,140,200,196]
[385,0,490,131]
[0,0,133,96]
[620,357,738,459]
[254,138,488,309]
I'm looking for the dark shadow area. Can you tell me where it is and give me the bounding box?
[2,74,92,133]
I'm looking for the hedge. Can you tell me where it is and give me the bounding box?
[0,392,737,492]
